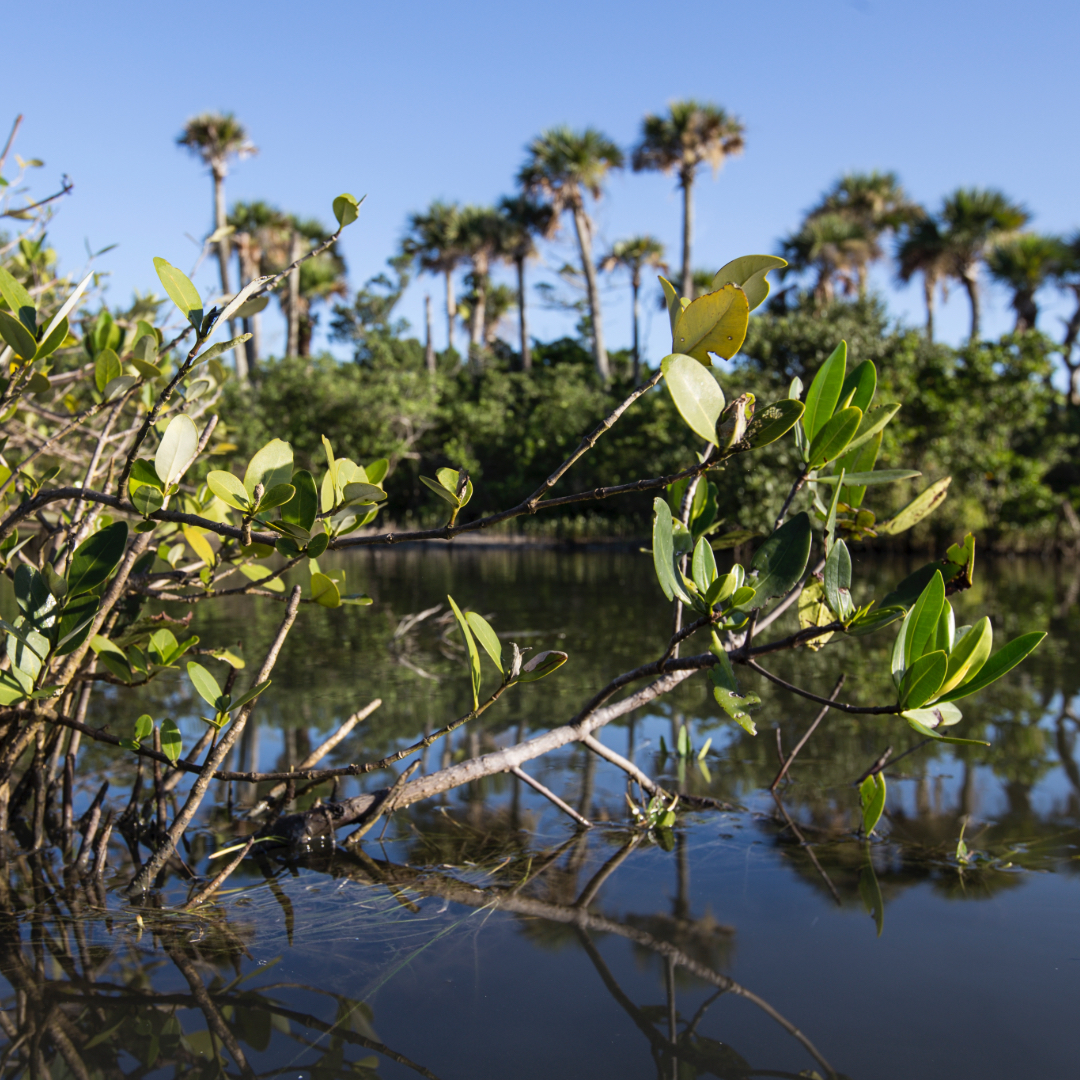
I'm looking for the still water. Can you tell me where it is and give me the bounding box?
[3,547,1079,1078]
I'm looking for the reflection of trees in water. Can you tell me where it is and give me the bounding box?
[0,825,842,1080]
[0,856,438,1079]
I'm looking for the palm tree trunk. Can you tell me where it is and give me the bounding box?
[1014,289,1037,333]
[445,269,457,354]
[923,274,935,341]
[470,259,488,355]
[517,256,531,372]
[236,235,260,375]
[631,272,641,384]
[424,294,436,374]
[286,230,301,357]
[681,176,694,301]
[213,168,246,381]
[572,207,609,382]
[962,266,981,341]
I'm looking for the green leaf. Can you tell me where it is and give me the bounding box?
[153,257,204,329]
[902,702,963,729]
[516,649,568,683]
[130,357,163,380]
[844,402,901,456]
[244,439,294,498]
[67,521,128,597]
[448,595,482,707]
[0,308,37,360]
[257,483,296,512]
[810,468,920,488]
[465,611,503,673]
[93,347,121,393]
[240,564,286,592]
[838,359,876,413]
[802,340,846,442]
[936,616,993,698]
[904,715,989,746]
[306,531,329,559]
[823,539,852,619]
[859,773,886,835]
[187,661,228,713]
[904,570,945,666]
[877,478,952,536]
[282,470,318,531]
[34,316,69,361]
[749,512,812,604]
[806,406,862,469]
[206,470,250,511]
[227,680,272,713]
[742,398,804,449]
[103,374,138,402]
[154,414,199,488]
[192,334,251,366]
[420,475,460,507]
[823,467,844,556]
[662,353,725,445]
[846,605,904,637]
[134,714,154,742]
[129,458,164,492]
[160,719,182,763]
[935,632,1046,704]
[691,536,717,596]
[310,572,341,608]
[710,668,760,735]
[131,485,164,516]
[899,649,948,709]
[659,275,682,333]
[333,193,362,228]
[341,482,387,506]
[364,458,390,485]
[710,254,787,310]
[0,265,36,332]
[652,498,691,604]
[233,296,269,319]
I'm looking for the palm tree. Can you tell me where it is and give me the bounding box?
[600,236,666,382]
[285,217,348,357]
[632,101,745,302]
[1053,233,1080,404]
[781,212,876,305]
[940,188,1029,341]
[812,171,919,296]
[518,126,624,382]
[498,195,554,371]
[229,199,290,369]
[455,205,508,356]
[457,282,517,348]
[896,215,950,340]
[986,233,1066,333]
[177,113,256,374]
[401,201,463,352]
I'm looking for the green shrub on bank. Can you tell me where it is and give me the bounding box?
[219,296,1078,548]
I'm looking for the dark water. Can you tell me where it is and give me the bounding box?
[3,548,1079,1079]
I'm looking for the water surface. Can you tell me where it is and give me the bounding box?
[3,548,1078,1078]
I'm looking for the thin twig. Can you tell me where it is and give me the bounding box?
[511,765,591,828]
[771,675,846,790]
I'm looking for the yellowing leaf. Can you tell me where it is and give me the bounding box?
[182,525,215,568]
[671,284,749,364]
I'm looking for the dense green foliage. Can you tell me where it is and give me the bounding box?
[220,294,1078,549]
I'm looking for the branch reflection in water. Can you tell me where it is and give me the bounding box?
[0,820,844,1080]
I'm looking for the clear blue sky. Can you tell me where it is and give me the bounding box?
[5,0,1078,363]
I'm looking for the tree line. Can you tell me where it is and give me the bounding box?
[177,104,1080,402]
